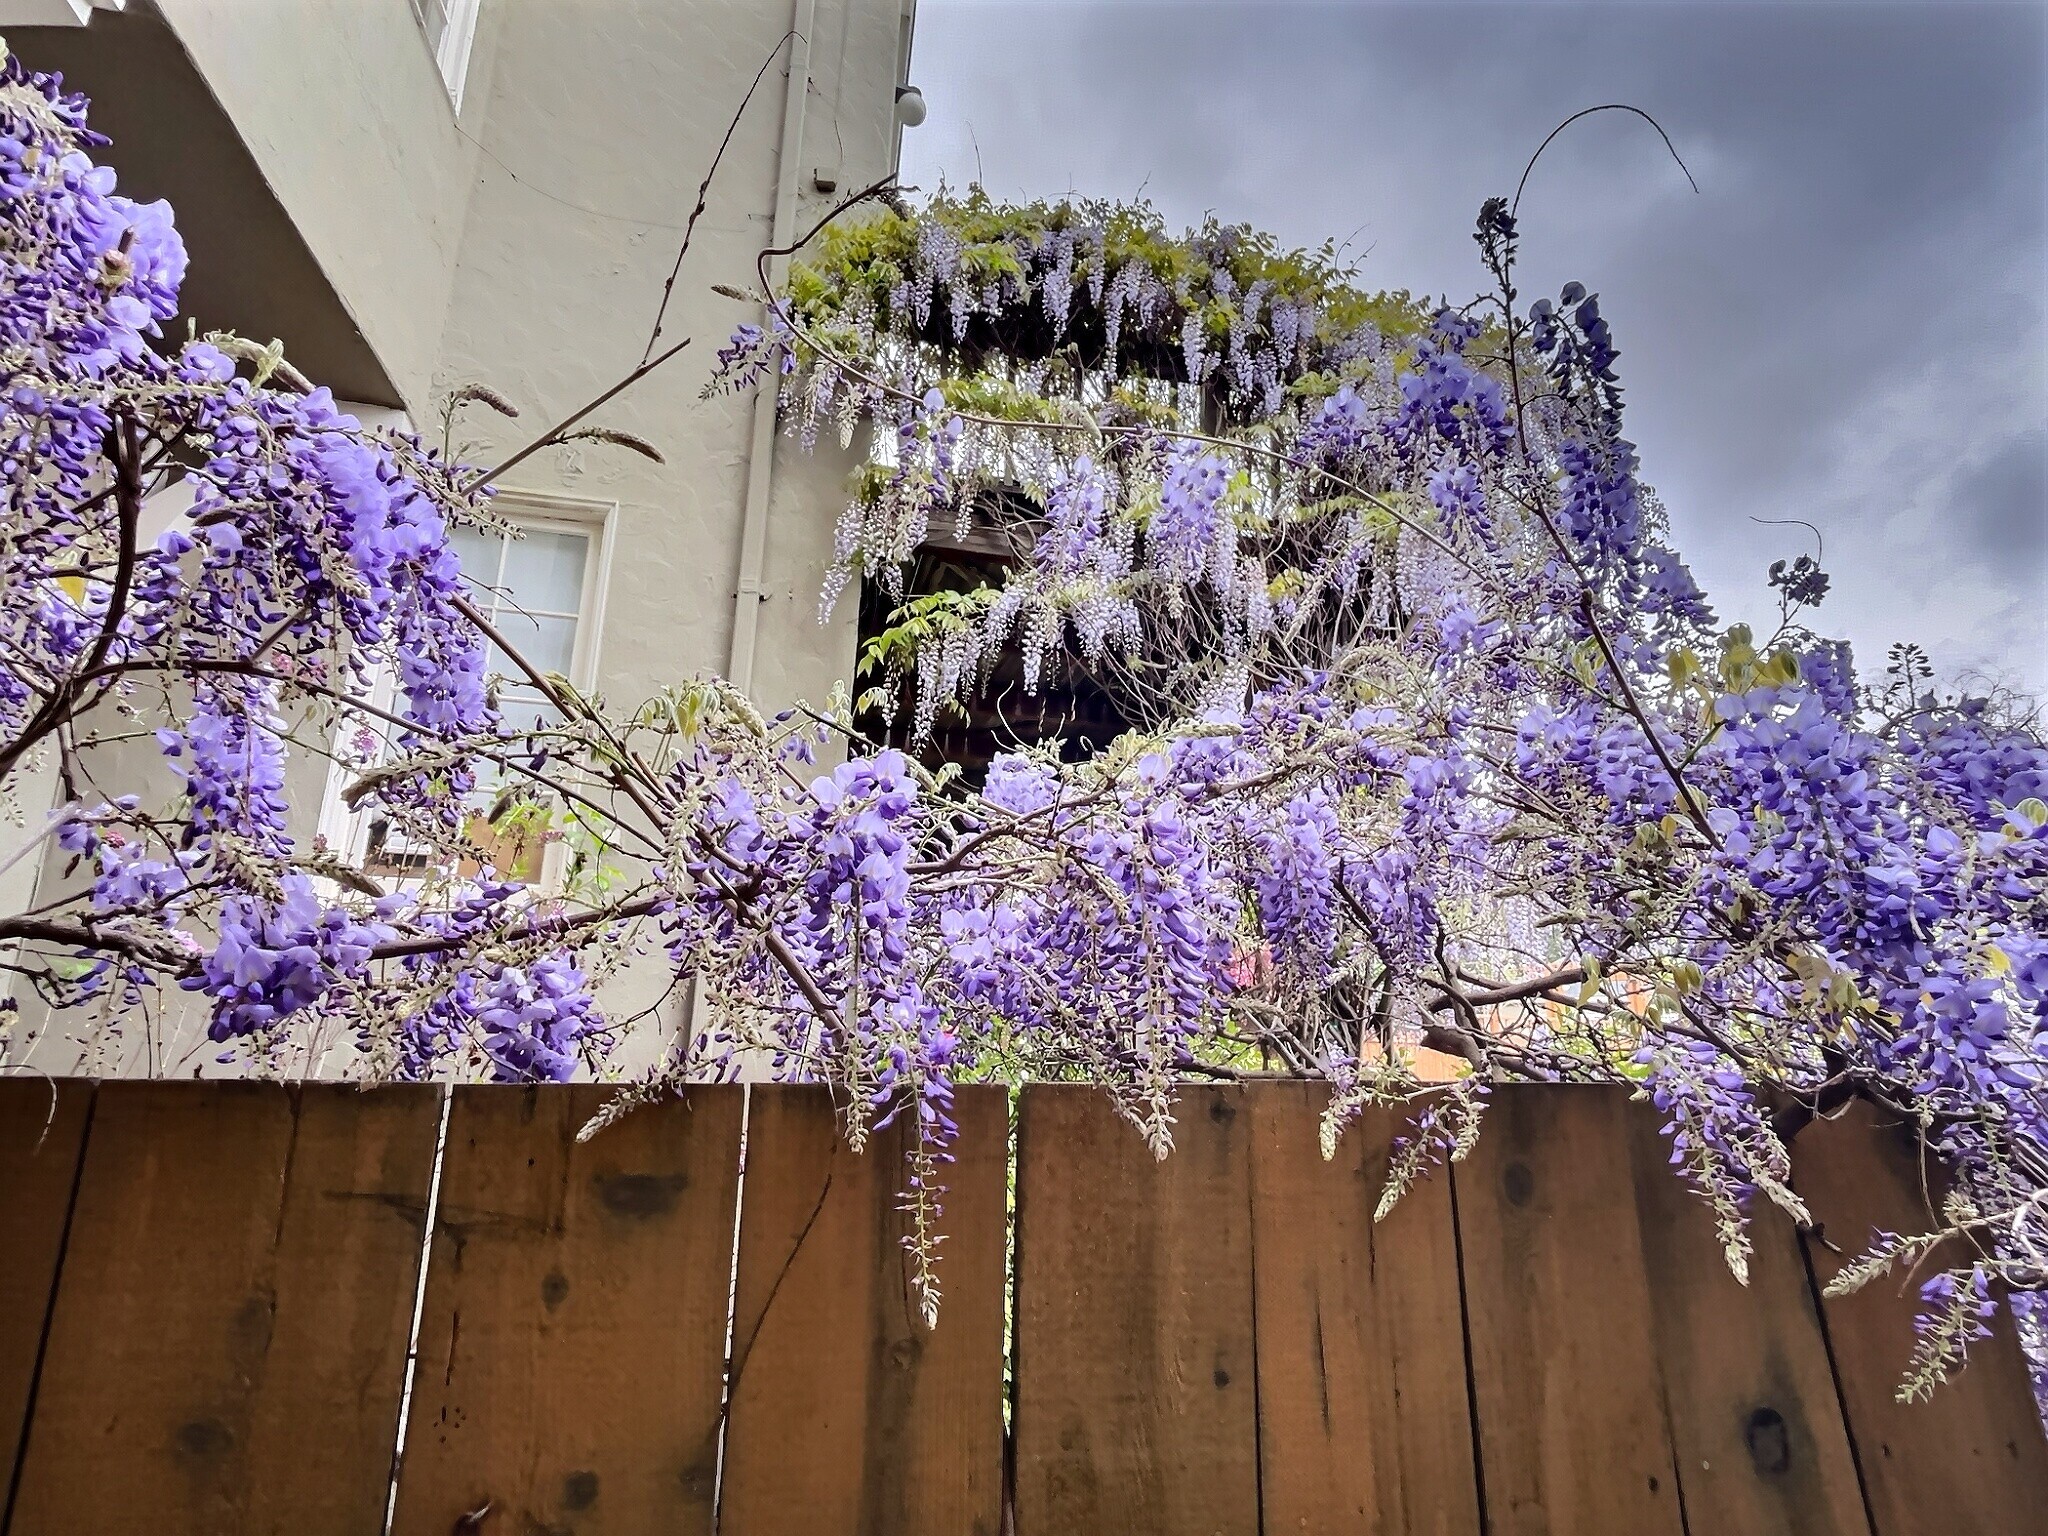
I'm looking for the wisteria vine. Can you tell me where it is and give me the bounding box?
[0,49,2042,1392]
[704,185,2048,1389]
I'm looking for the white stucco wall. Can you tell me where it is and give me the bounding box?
[429,0,910,1059]
[435,0,905,706]
[151,0,486,412]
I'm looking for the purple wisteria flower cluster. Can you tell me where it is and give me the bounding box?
[700,189,2047,1385]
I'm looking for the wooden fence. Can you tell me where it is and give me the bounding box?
[2,1078,2043,1535]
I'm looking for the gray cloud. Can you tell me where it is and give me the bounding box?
[901,0,2048,694]
[1952,430,2047,574]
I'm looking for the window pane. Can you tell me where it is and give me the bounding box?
[451,526,503,593]
[501,528,589,616]
[496,691,560,735]
[410,0,451,50]
[488,611,577,681]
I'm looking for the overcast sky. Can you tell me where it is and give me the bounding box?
[899,0,2048,699]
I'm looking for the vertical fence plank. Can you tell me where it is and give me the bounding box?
[239,1084,443,1532]
[1247,1081,1484,1536]
[718,1085,1007,1536]
[1624,1101,1872,1535]
[1453,1084,1689,1536]
[1794,1099,2048,1533]
[9,1081,293,1536]
[1013,1084,1259,1536]
[390,1084,742,1536]
[7,1080,436,1536]
[0,1078,93,1510]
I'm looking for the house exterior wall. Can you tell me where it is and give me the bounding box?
[434,0,900,717]
[0,0,918,1075]
[150,0,484,413]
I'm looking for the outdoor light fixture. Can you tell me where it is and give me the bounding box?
[895,85,927,128]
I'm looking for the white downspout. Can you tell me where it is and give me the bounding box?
[728,0,815,693]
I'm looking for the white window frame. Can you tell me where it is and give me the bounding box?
[457,488,615,722]
[410,0,483,111]
[317,489,615,893]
